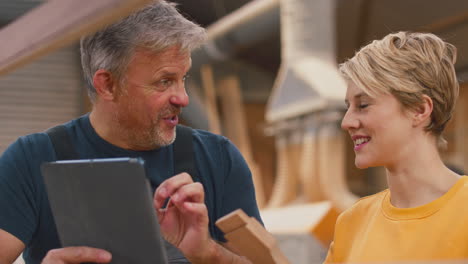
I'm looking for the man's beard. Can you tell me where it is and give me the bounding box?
[114,104,181,150]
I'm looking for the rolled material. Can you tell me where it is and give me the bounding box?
[317,122,358,212]
[300,124,327,202]
[267,131,302,208]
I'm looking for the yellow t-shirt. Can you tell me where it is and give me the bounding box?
[325,176,468,263]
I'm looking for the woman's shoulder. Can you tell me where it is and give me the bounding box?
[355,189,388,206]
[453,176,468,197]
[331,190,389,242]
[338,189,388,221]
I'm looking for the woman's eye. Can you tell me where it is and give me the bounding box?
[359,104,369,109]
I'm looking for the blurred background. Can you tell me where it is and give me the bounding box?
[2,0,468,263]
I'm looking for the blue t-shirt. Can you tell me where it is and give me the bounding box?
[0,114,262,264]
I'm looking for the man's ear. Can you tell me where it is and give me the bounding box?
[92,69,117,101]
[413,94,433,127]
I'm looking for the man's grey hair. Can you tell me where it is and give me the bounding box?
[80,0,206,101]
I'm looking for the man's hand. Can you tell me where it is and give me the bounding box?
[41,247,111,264]
[154,173,251,264]
[154,173,215,262]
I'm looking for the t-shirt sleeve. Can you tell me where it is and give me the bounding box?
[0,137,40,245]
[219,138,263,225]
[323,241,335,263]
[323,208,351,263]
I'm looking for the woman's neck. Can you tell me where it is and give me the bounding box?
[385,136,460,208]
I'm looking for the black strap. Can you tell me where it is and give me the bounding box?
[45,124,199,182]
[46,125,79,160]
[46,124,210,243]
[173,125,199,182]
[174,125,211,236]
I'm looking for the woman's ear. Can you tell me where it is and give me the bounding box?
[412,94,433,127]
[92,69,117,101]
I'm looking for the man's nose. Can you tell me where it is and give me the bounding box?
[170,84,189,107]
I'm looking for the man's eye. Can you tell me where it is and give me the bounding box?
[159,79,174,87]
[182,74,190,82]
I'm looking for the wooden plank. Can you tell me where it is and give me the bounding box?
[0,0,153,76]
[421,10,468,33]
[218,76,251,159]
[200,64,222,134]
[216,209,290,264]
[216,209,250,233]
[218,75,266,207]
[245,103,275,202]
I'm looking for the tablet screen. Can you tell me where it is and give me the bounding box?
[41,157,168,264]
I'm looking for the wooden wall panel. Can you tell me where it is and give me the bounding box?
[440,82,468,174]
[0,46,83,154]
[459,84,468,173]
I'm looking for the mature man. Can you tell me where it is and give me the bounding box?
[0,1,261,263]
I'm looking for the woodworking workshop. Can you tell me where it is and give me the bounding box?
[1,0,468,263]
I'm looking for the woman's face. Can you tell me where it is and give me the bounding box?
[341,82,416,169]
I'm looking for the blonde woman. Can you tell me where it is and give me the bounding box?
[325,32,467,263]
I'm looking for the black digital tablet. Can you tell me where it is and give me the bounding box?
[41,157,168,264]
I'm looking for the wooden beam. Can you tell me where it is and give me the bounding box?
[0,0,153,76]
[200,64,222,134]
[421,10,468,33]
[218,75,266,207]
[218,76,251,159]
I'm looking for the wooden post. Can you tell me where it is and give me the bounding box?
[200,64,222,134]
[0,0,152,76]
[216,209,290,264]
[218,75,266,208]
[218,76,252,159]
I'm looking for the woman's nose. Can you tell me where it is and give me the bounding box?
[341,109,359,131]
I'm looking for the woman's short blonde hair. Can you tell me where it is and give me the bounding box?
[340,31,459,148]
